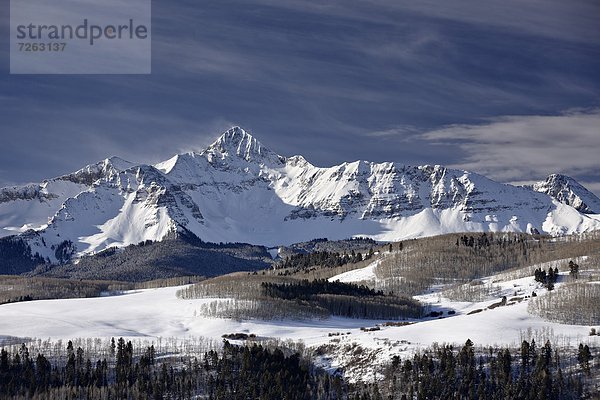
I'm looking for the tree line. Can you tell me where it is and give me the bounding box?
[352,339,596,400]
[529,282,600,326]
[0,337,596,399]
[261,279,383,300]
[375,232,600,296]
[276,249,375,273]
[179,275,423,320]
[261,279,422,320]
[0,339,341,400]
[0,275,205,306]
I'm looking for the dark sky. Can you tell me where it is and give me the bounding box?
[1,0,599,195]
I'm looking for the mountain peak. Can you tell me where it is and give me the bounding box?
[206,126,282,163]
[535,173,583,191]
[103,156,134,171]
[545,173,575,183]
[532,173,600,214]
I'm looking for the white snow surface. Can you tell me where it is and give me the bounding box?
[2,127,600,262]
[0,267,597,382]
[329,259,380,284]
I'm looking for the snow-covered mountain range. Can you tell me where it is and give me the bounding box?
[1,126,599,263]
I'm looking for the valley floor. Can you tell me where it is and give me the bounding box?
[1,266,598,383]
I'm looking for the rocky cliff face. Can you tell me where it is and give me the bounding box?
[530,174,600,214]
[2,126,599,263]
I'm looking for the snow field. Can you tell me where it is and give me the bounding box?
[1,263,598,382]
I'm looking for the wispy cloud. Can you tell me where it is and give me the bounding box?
[365,125,422,138]
[250,0,600,44]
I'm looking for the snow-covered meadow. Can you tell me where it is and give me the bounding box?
[1,258,597,381]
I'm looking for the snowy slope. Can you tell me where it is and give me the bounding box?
[0,157,134,240]
[328,259,381,284]
[2,126,600,263]
[0,276,592,347]
[0,180,87,237]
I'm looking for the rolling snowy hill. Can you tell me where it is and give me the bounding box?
[1,126,600,264]
[1,260,597,383]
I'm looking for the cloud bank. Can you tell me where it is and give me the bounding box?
[420,109,600,191]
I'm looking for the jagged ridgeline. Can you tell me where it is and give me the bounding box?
[1,127,600,268]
